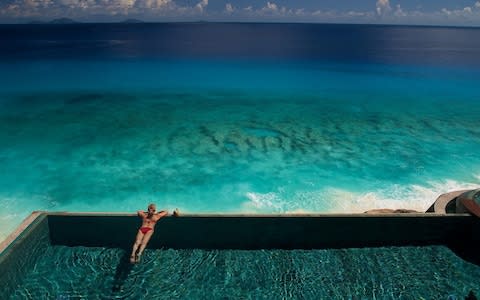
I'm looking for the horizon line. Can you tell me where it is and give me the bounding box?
[1,19,479,29]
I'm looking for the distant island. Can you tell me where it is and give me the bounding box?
[49,18,79,24]
[121,19,145,24]
[28,18,79,24]
[26,18,150,24]
[23,18,220,25]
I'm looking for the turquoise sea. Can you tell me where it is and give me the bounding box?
[1,23,480,240]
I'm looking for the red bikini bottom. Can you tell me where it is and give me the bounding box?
[139,227,153,234]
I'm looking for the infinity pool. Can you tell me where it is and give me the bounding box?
[7,245,480,299]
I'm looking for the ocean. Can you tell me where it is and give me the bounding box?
[1,23,480,240]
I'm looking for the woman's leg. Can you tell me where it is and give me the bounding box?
[136,230,154,262]
[130,230,144,263]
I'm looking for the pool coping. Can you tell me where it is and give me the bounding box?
[0,211,44,255]
[35,211,472,217]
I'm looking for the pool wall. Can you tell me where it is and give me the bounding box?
[47,213,478,251]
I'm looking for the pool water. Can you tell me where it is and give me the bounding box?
[9,245,480,299]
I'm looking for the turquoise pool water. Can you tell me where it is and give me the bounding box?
[8,245,480,299]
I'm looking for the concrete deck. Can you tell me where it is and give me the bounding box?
[428,190,470,213]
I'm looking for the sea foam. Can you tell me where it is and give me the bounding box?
[241,176,480,214]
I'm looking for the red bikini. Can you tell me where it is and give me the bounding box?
[139,227,153,234]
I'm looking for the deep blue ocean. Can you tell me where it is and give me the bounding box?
[1,23,480,239]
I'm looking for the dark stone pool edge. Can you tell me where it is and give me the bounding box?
[2,211,480,252]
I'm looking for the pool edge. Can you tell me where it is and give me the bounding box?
[0,211,46,255]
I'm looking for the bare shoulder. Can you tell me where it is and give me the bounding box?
[137,210,146,217]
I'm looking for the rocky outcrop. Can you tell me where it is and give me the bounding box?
[363,209,420,214]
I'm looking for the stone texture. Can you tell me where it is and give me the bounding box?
[363,209,420,214]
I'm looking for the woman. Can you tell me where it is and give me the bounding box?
[130,204,168,263]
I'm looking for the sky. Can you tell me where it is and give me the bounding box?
[1,0,480,25]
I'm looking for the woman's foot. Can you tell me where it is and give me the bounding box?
[135,253,142,263]
[130,255,136,264]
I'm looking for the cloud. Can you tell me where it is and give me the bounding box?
[376,0,391,16]
[295,8,305,16]
[259,1,288,15]
[121,0,136,9]
[347,11,368,17]
[139,0,171,9]
[0,3,21,18]
[0,0,185,19]
[195,0,207,13]
[266,2,277,12]
[1,0,54,17]
[225,3,233,14]
[441,5,477,17]
[476,2,480,8]
[394,4,406,17]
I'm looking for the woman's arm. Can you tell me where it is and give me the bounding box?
[156,210,168,219]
